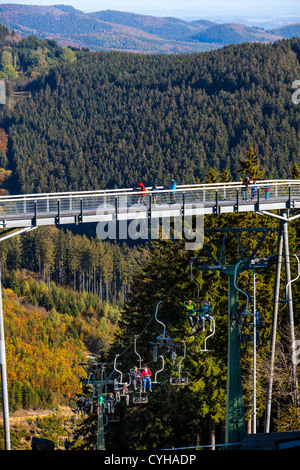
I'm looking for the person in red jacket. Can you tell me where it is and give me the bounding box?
[138,182,147,205]
[141,366,152,392]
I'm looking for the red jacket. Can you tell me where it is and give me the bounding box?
[139,182,146,196]
[141,369,152,379]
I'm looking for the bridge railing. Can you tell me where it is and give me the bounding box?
[0,180,299,219]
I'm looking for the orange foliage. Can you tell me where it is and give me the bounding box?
[3,289,85,406]
[0,128,8,154]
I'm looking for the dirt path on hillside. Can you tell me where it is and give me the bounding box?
[0,406,73,426]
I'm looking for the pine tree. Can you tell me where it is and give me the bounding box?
[236,145,265,179]
[291,162,300,179]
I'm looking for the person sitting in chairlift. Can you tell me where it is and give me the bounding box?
[107,393,116,413]
[141,366,152,392]
[185,299,198,333]
[130,365,142,391]
[200,301,213,332]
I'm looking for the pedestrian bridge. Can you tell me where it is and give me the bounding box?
[0,179,299,229]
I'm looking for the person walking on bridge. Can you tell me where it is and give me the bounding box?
[169,178,177,204]
[138,182,147,205]
[242,177,250,201]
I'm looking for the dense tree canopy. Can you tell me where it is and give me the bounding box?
[1,37,299,194]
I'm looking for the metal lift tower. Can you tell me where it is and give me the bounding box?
[195,227,275,446]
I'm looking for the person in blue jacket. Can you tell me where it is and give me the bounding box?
[200,300,213,332]
[169,178,177,203]
[151,184,159,205]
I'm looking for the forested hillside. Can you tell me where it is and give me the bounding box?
[0,226,147,304]
[1,37,299,194]
[0,5,292,54]
[0,225,147,420]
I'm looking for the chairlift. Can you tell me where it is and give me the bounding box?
[170,341,189,386]
[153,344,158,362]
[106,413,120,423]
[234,260,250,315]
[190,258,201,306]
[114,377,130,406]
[113,354,130,386]
[153,301,174,358]
[128,335,147,396]
[152,356,165,385]
[238,332,252,352]
[238,328,261,352]
[199,316,216,352]
[230,310,243,329]
[183,259,202,326]
[84,396,94,415]
[103,413,109,431]
[132,390,148,404]
[280,254,300,302]
[120,384,130,406]
[133,334,143,369]
[185,298,214,339]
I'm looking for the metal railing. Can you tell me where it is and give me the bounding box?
[0,180,299,221]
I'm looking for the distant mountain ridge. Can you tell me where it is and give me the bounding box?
[191,23,283,45]
[270,24,300,39]
[0,4,298,53]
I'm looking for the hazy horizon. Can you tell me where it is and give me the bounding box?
[1,0,299,18]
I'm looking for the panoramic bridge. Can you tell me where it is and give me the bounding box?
[0,179,299,230]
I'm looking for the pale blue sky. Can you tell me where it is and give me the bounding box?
[4,0,300,16]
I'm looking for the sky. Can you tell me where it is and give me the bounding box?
[3,0,300,17]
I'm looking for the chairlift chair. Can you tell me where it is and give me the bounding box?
[170,341,189,386]
[199,316,216,352]
[113,354,131,386]
[132,390,148,404]
[234,260,249,309]
[238,332,252,352]
[120,384,130,406]
[152,356,165,385]
[280,254,300,302]
[153,301,175,361]
[106,413,120,423]
[170,368,189,386]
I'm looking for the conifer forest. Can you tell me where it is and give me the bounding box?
[0,23,299,451]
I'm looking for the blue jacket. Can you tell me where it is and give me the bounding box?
[169,180,177,192]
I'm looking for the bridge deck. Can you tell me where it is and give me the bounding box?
[0,180,299,228]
